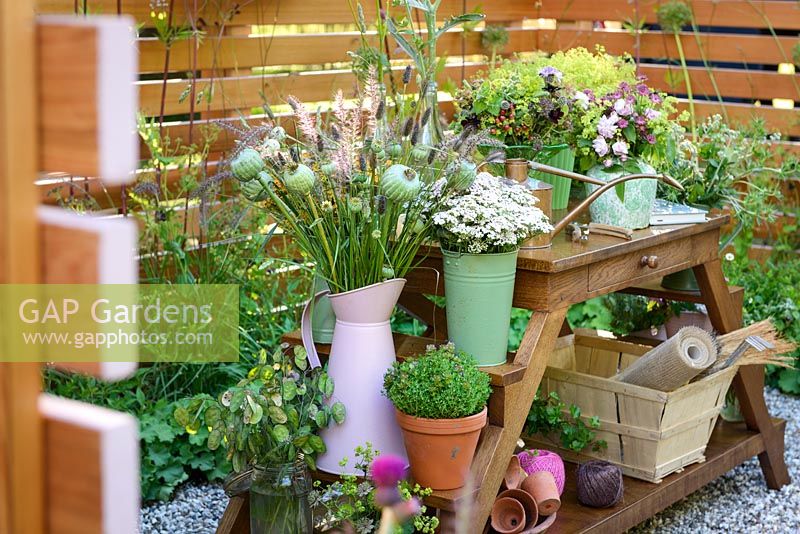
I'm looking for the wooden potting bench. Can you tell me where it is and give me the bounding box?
[220,214,789,533]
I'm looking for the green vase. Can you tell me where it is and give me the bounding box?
[442,249,518,367]
[311,276,335,344]
[530,144,576,210]
[661,268,700,292]
[585,159,658,229]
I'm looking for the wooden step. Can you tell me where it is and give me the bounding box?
[523,418,786,533]
[311,424,504,512]
[282,331,526,387]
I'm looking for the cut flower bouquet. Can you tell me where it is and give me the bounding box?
[221,71,492,294]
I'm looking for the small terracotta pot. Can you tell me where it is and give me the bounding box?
[522,512,557,534]
[504,455,525,490]
[491,497,526,534]
[521,472,561,516]
[498,489,538,529]
[394,407,487,490]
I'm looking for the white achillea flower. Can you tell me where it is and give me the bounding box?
[433,173,553,254]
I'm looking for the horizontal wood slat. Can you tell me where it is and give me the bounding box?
[138,62,486,117]
[539,28,799,66]
[41,394,139,534]
[37,16,138,182]
[139,27,799,77]
[640,64,799,102]
[536,0,800,30]
[138,27,531,73]
[37,0,533,25]
[38,205,138,283]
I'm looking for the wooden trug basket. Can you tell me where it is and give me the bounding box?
[525,330,738,483]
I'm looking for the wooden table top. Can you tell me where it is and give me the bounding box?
[424,214,728,274]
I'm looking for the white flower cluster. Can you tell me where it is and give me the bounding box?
[433,173,553,254]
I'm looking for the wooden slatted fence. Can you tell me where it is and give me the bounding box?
[33,0,799,240]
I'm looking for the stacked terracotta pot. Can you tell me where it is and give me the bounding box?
[490,456,561,534]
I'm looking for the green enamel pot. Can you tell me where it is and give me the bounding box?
[529,144,576,210]
[442,248,519,367]
[311,275,335,344]
[660,268,700,292]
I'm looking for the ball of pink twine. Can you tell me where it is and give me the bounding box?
[517,449,565,495]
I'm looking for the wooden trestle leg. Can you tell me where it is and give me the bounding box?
[467,308,567,529]
[693,260,791,489]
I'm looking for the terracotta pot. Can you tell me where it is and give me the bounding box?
[498,489,538,529]
[491,497,526,534]
[521,472,561,516]
[394,406,487,490]
[504,455,525,490]
[665,311,712,338]
[521,512,557,534]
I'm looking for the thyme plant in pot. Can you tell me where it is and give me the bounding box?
[222,72,490,474]
[576,79,681,229]
[454,62,578,209]
[174,346,345,533]
[432,172,552,366]
[383,344,492,490]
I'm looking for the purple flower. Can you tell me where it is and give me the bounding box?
[636,83,650,95]
[574,91,590,110]
[597,112,620,138]
[634,115,646,126]
[650,93,663,104]
[644,108,660,121]
[646,134,657,144]
[370,454,407,488]
[613,98,633,116]
[604,158,614,167]
[592,136,610,157]
[538,66,563,82]
[617,119,629,128]
[612,140,629,157]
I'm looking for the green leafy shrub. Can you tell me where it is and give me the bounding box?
[383,344,491,419]
[525,391,607,453]
[175,345,345,472]
[530,46,638,97]
[724,256,800,394]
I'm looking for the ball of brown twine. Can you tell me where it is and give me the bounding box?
[576,460,623,508]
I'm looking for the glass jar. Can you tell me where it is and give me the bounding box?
[250,461,313,534]
[417,80,443,147]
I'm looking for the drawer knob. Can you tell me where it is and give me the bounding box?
[640,255,659,269]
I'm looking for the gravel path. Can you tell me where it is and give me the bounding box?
[140,387,800,533]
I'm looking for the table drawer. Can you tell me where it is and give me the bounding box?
[587,241,694,292]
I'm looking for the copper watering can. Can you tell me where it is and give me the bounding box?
[480,157,684,248]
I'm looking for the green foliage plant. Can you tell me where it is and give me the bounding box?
[525,391,607,453]
[310,443,439,533]
[724,256,800,394]
[660,115,785,249]
[383,344,491,419]
[174,345,345,472]
[530,46,638,97]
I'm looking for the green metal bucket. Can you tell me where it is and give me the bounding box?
[530,145,576,210]
[311,276,335,344]
[442,249,518,367]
